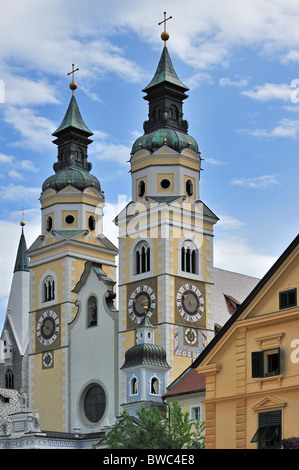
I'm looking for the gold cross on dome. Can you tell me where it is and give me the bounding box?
[67,64,79,95]
[158,12,172,46]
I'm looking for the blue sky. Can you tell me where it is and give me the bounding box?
[0,0,299,328]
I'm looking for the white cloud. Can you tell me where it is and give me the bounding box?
[204,157,227,165]
[1,0,299,88]
[3,107,56,150]
[90,130,132,165]
[2,72,59,107]
[239,118,299,138]
[0,152,40,181]
[0,183,40,201]
[230,174,280,189]
[214,234,277,278]
[219,77,249,88]
[242,83,292,102]
[8,170,23,180]
[217,214,246,230]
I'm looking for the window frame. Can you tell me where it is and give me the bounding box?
[279,288,297,310]
[251,347,281,378]
[87,295,98,328]
[251,410,282,449]
[181,240,198,275]
[42,276,55,303]
[134,241,151,275]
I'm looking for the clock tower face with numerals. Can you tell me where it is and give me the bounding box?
[176,284,204,323]
[36,310,60,347]
[128,285,156,324]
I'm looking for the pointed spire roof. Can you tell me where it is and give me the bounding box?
[14,223,29,273]
[143,46,189,92]
[43,83,101,193]
[52,94,93,137]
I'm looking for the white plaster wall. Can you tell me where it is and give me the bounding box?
[69,267,118,432]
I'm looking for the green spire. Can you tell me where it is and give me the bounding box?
[14,223,29,273]
[142,46,189,92]
[52,94,93,136]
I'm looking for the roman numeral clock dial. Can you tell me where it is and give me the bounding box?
[128,285,156,324]
[176,284,204,323]
[36,311,60,346]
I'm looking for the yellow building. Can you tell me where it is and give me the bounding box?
[186,234,299,449]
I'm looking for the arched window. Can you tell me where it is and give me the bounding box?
[87,296,97,327]
[135,241,150,275]
[130,377,138,395]
[181,241,197,274]
[150,377,159,395]
[43,276,55,302]
[170,105,178,121]
[153,106,161,121]
[46,216,53,232]
[186,179,194,197]
[88,215,96,231]
[138,180,146,197]
[5,368,14,389]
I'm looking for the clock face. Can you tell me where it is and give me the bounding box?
[176,284,204,322]
[128,285,156,324]
[185,328,198,345]
[37,311,60,346]
[42,351,54,368]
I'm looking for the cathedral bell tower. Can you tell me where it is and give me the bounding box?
[27,69,118,433]
[115,15,218,407]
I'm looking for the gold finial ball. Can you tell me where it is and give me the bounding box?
[69,81,77,91]
[161,31,169,42]
[20,220,25,227]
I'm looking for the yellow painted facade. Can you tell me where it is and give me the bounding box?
[28,179,117,432]
[117,141,218,403]
[190,235,299,449]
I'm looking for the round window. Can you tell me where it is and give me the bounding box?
[160,179,171,189]
[65,215,75,224]
[83,384,106,424]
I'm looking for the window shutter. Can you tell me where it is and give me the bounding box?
[252,351,263,378]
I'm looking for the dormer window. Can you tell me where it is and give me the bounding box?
[279,288,297,309]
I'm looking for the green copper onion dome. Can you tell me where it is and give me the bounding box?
[132,128,198,154]
[42,166,101,193]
